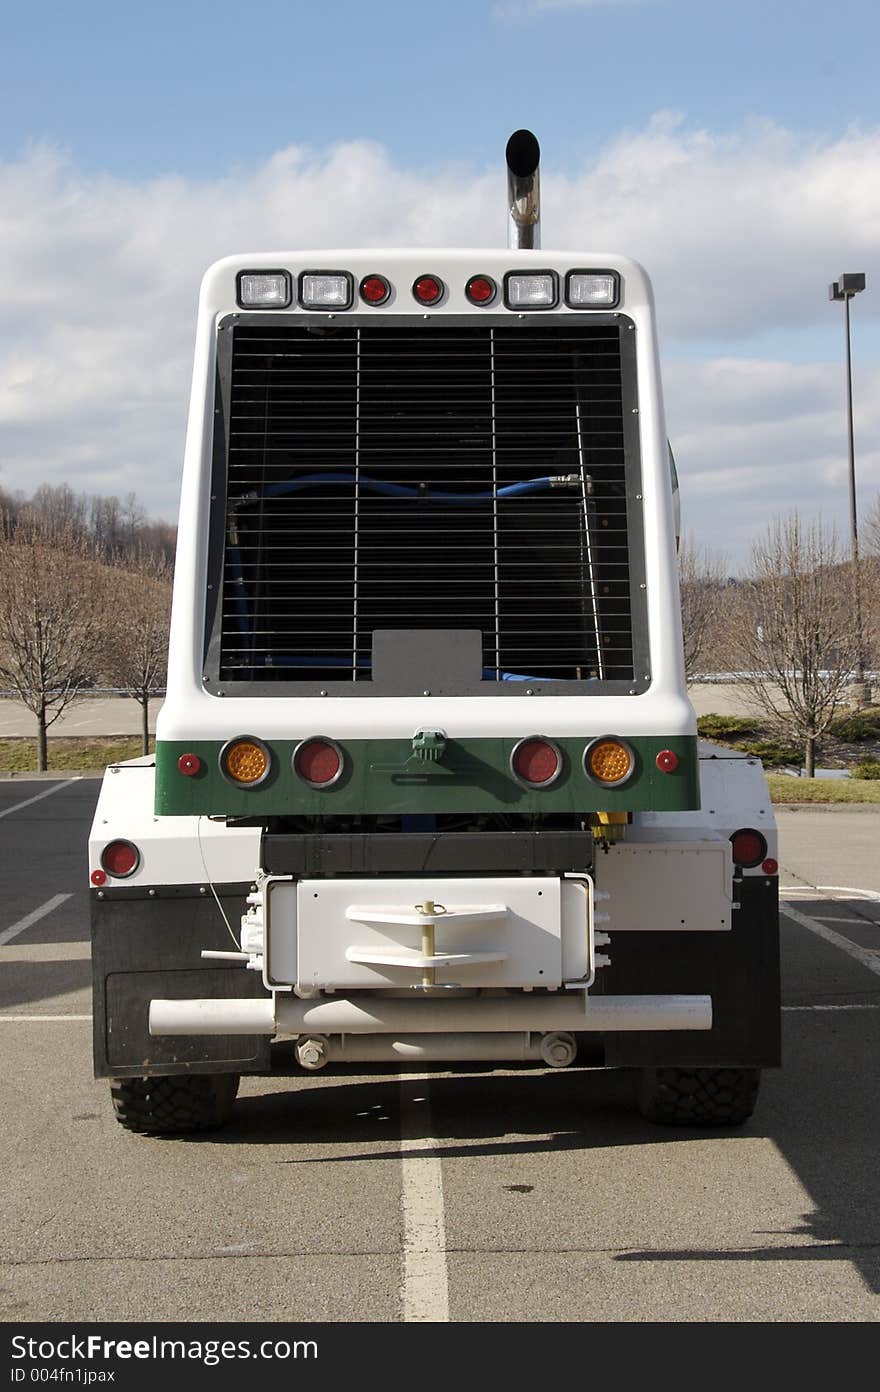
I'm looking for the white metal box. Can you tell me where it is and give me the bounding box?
[265,875,593,992]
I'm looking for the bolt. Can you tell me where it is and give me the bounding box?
[148,888,157,898]
[199,886,207,895]
[297,1037,327,1069]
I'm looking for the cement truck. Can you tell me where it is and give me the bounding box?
[89,131,779,1134]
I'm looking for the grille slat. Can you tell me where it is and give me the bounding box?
[215,321,637,687]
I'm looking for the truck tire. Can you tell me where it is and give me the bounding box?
[636,1066,759,1127]
[109,1074,240,1135]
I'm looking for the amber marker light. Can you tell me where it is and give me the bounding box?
[220,736,272,787]
[584,737,636,788]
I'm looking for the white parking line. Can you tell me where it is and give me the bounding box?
[0,779,81,820]
[399,1075,450,1323]
[816,916,880,926]
[0,1014,92,1021]
[782,1004,880,1012]
[817,886,880,901]
[0,893,74,947]
[780,903,880,979]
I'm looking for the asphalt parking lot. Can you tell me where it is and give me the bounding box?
[1,777,878,1323]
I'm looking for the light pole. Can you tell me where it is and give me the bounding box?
[829,272,871,708]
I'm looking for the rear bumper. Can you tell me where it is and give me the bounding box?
[92,874,779,1077]
[149,992,713,1037]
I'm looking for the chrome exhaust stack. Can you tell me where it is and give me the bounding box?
[506,128,541,250]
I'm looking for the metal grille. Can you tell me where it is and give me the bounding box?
[214,319,639,689]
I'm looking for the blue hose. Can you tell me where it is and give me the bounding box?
[245,472,562,504]
[228,472,561,670]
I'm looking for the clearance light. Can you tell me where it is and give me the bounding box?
[413,275,444,305]
[299,272,353,310]
[177,752,201,777]
[237,271,291,308]
[584,737,635,788]
[511,737,563,788]
[360,274,391,305]
[293,737,344,788]
[762,858,779,876]
[655,749,679,773]
[504,272,558,310]
[466,275,497,306]
[730,829,768,869]
[100,840,141,879]
[565,271,619,308]
[90,869,107,887]
[220,736,272,787]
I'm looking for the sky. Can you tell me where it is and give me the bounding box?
[1,0,878,567]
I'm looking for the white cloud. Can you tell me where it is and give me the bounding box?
[666,357,880,561]
[0,117,877,563]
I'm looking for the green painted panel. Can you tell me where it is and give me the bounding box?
[154,735,699,817]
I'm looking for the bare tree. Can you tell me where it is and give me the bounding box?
[678,533,728,679]
[732,513,859,777]
[0,522,109,770]
[103,559,171,755]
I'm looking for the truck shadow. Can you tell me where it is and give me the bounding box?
[196,934,880,1295]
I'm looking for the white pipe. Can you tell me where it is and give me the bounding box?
[150,997,276,1035]
[149,993,712,1037]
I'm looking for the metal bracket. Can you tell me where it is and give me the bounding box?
[412,729,448,762]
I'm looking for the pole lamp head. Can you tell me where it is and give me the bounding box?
[830,273,866,301]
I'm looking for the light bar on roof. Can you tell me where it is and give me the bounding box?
[504,271,558,310]
[237,271,291,308]
[299,272,353,310]
[566,270,620,308]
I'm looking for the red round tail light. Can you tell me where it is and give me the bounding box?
[177,752,201,777]
[293,738,344,788]
[655,749,679,773]
[413,275,443,305]
[511,737,562,788]
[100,839,141,878]
[360,274,390,305]
[730,829,768,869]
[466,275,497,305]
[762,858,779,876]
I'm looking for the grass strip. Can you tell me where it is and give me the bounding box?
[766,774,880,804]
[0,736,151,773]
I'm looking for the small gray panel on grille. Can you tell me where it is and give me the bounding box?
[216,320,637,689]
[372,629,483,691]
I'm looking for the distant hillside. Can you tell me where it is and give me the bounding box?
[0,482,176,569]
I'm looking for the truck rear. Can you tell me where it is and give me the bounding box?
[89,132,779,1133]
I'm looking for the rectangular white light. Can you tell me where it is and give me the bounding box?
[237,272,291,308]
[566,271,619,308]
[504,272,557,309]
[300,273,353,309]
